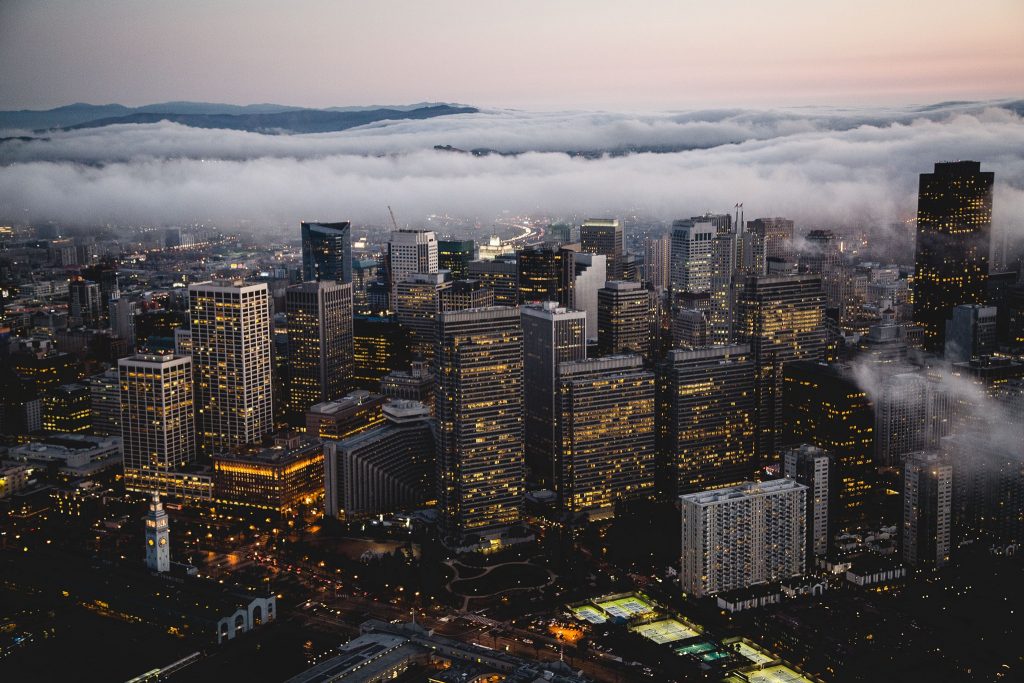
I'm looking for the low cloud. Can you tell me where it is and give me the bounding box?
[1,102,1023,239]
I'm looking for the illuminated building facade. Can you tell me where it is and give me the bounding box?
[118,352,195,495]
[580,218,624,280]
[901,451,952,569]
[597,280,650,357]
[643,233,671,290]
[657,345,756,496]
[735,274,827,460]
[468,256,518,306]
[144,493,170,573]
[873,372,952,468]
[746,217,795,263]
[324,400,435,520]
[285,280,354,419]
[436,306,524,545]
[670,219,715,295]
[189,281,273,453]
[380,361,435,413]
[521,303,587,485]
[516,243,577,305]
[913,161,993,353]
[782,361,874,528]
[671,308,708,350]
[213,434,324,515]
[352,315,410,390]
[680,479,807,597]
[438,239,475,279]
[395,272,451,360]
[783,444,835,561]
[554,355,656,518]
[301,221,352,283]
[42,383,91,433]
[387,229,438,303]
[441,279,494,312]
[68,277,102,327]
[305,390,386,440]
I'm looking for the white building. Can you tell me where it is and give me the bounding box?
[569,252,606,341]
[388,230,438,302]
[670,220,716,294]
[680,478,807,597]
[783,444,833,559]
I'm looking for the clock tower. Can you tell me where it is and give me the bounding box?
[144,493,170,573]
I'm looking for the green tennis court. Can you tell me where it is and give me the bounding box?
[633,618,697,644]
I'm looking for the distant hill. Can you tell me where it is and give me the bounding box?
[0,101,478,133]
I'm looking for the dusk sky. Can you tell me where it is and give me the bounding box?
[1,0,1022,110]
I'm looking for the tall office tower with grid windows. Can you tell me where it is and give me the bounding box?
[679,479,807,597]
[643,233,671,290]
[301,221,352,283]
[516,243,578,305]
[555,355,656,518]
[657,345,757,496]
[189,281,274,453]
[735,274,827,461]
[746,217,795,263]
[388,229,438,303]
[438,239,475,279]
[395,272,451,362]
[783,444,835,562]
[521,302,587,485]
[597,280,650,357]
[670,219,716,295]
[580,218,624,280]
[902,451,952,569]
[436,307,525,546]
[285,280,354,420]
[913,161,993,353]
[119,352,195,494]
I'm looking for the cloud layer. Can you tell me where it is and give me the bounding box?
[1,102,1023,239]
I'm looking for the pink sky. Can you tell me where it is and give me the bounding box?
[1,0,1021,109]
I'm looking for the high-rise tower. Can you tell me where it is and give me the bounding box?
[286,280,354,419]
[301,221,352,283]
[913,161,993,353]
[580,218,624,280]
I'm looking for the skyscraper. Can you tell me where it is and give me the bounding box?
[873,372,952,468]
[670,219,715,295]
[597,281,649,357]
[521,302,587,485]
[436,307,525,546]
[913,161,994,353]
[735,274,827,460]
[643,233,671,290]
[516,243,577,305]
[189,281,273,453]
[944,304,997,363]
[680,479,807,597]
[301,221,352,283]
[555,355,656,518]
[441,279,494,312]
[902,451,952,569]
[657,345,757,495]
[747,217,795,263]
[68,277,101,327]
[438,239,475,279]
[286,280,354,419]
[783,444,835,561]
[394,272,451,361]
[119,352,195,494]
[580,218,624,280]
[570,252,606,341]
[388,229,438,302]
[468,256,518,306]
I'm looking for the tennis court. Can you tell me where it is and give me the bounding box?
[734,641,774,665]
[570,604,607,624]
[633,618,698,644]
[731,665,816,683]
[594,595,655,620]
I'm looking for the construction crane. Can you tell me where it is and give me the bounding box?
[387,205,400,231]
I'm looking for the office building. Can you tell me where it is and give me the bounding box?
[352,315,410,389]
[301,221,352,283]
[580,218,624,279]
[285,281,354,419]
[680,479,807,597]
[438,239,475,279]
[747,217,795,262]
[671,308,708,349]
[943,430,1024,546]
[468,256,518,305]
[735,274,827,460]
[708,231,741,345]
[521,303,587,484]
[380,361,435,413]
[913,161,994,353]
[394,272,450,361]
[305,391,386,440]
[643,233,671,290]
[782,362,874,527]
[597,281,649,357]
[324,400,436,520]
[108,295,137,350]
[441,279,494,312]
[516,243,576,305]
[189,281,274,453]
[547,223,573,244]
[42,383,91,434]
[657,345,757,495]
[213,434,324,515]
[944,304,997,363]
[555,356,656,518]
[436,307,524,545]
[902,451,952,569]
[86,368,121,436]
[388,230,438,302]
[68,278,102,328]
[801,229,843,275]
[670,219,715,294]
[569,252,606,340]
[783,444,834,561]
[874,372,952,468]
[118,352,195,494]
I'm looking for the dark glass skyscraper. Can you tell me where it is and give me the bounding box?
[438,239,475,279]
[301,221,352,283]
[913,161,993,353]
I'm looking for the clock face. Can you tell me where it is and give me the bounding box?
[148,538,155,546]
[159,538,166,546]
